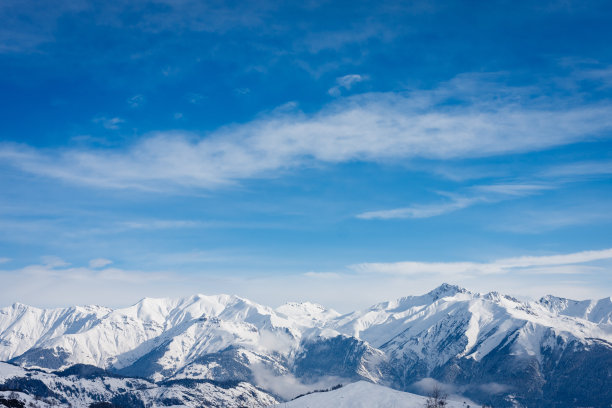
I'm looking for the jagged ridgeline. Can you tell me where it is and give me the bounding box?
[1,284,611,407]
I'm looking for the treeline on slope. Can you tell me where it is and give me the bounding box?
[290,383,343,400]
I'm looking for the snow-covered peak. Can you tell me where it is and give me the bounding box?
[2,287,610,408]
[2,287,611,384]
[426,283,470,300]
[0,303,111,361]
[538,294,612,325]
[365,283,471,314]
[331,285,611,370]
[276,302,340,327]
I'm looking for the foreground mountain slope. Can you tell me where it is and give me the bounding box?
[1,284,610,407]
[0,361,278,408]
[269,381,467,408]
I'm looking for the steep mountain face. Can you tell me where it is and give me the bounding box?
[538,294,612,326]
[330,285,612,407]
[1,285,610,408]
[0,304,111,361]
[6,294,304,376]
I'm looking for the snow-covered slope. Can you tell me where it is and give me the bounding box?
[270,381,467,408]
[1,284,611,408]
[0,361,278,408]
[3,294,305,376]
[538,294,612,326]
[0,303,110,361]
[276,302,340,327]
[332,284,611,367]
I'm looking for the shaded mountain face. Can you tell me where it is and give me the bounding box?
[1,285,611,407]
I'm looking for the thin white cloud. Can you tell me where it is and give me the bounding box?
[328,74,368,96]
[357,196,482,219]
[301,22,394,54]
[473,183,554,196]
[497,248,612,268]
[541,160,612,178]
[40,255,70,268]
[1,75,611,191]
[0,259,181,307]
[93,116,124,130]
[303,271,342,278]
[357,183,552,219]
[492,206,612,233]
[120,220,205,230]
[16,262,169,283]
[337,74,367,88]
[1,249,610,311]
[350,247,612,276]
[127,94,145,108]
[0,257,10,264]
[89,258,113,268]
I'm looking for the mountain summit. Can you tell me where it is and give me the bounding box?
[1,286,610,407]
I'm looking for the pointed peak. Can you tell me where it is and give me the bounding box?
[427,283,468,300]
[539,294,577,305]
[483,291,521,304]
[279,301,326,310]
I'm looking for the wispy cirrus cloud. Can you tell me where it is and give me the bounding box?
[93,116,124,130]
[357,195,482,219]
[127,94,145,108]
[0,0,275,54]
[328,74,368,96]
[89,258,113,268]
[1,249,610,310]
[350,247,612,276]
[357,183,553,219]
[1,75,611,191]
[13,258,170,283]
[541,160,612,179]
[492,206,612,233]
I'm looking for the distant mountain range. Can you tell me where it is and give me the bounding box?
[1,284,610,407]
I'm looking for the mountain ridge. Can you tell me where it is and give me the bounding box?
[1,284,611,407]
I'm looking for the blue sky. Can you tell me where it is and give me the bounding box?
[1,0,611,310]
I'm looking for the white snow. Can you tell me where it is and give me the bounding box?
[0,361,278,408]
[1,284,610,387]
[268,381,468,408]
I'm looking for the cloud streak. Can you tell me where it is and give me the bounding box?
[1,75,612,191]
[357,183,553,219]
[357,195,482,219]
[350,248,612,276]
[328,73,368,96]
[0,249,610,311]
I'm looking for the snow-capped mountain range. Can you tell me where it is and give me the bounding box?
[1,284,610,407]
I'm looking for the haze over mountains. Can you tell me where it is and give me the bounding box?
[1,284,610,407]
